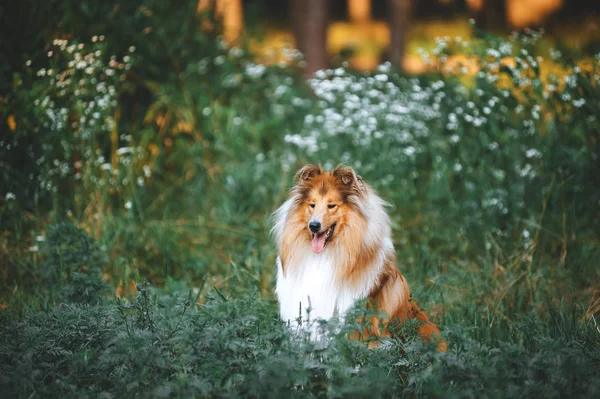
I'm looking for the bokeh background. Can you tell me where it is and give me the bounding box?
[0,1,599,397]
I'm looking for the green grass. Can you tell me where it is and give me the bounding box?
[1,282,599,398]
[1,1,600,397]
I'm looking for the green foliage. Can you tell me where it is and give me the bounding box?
[1,37,137,213]
[1,1,600,396]
[291,32,599,261]
[1,288,598,398]
[40,223,111,305]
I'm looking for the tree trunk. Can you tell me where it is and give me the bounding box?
[216,0,243,45]
[291,0,307,57]
[291,0,329,77]
[388,0,410,70]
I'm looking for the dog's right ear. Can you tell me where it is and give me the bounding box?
[295,164,322,183]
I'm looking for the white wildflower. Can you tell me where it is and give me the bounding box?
[526,149,542,159]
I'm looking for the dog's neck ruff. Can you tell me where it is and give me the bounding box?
[272,188,393,333]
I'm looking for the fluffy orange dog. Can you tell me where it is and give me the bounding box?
[273,164,445,350]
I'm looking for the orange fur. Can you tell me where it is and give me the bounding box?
[277,165,446,351]
[366,261,447,351]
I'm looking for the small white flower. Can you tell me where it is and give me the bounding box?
[5,192,16,200]
[125,201,132,210]
[214,55,225,65]
[526,149,542,159]
[403,146,415,156]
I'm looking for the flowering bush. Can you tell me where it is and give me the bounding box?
[283,31,599,257]
[1,37,154,216]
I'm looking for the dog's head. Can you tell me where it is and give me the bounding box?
[291,164,366,254]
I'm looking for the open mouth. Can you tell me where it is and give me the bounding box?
[311,224,335,254]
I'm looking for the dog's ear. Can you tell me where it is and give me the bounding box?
[295,164,322,182]
[333,166,365,192]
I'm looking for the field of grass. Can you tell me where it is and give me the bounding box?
[1,1,600,397]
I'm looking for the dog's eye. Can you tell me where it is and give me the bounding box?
[309,204,315,208]
[328,204,336,209]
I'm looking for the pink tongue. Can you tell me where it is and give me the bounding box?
[311,231,327,254]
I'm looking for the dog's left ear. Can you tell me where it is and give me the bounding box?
[333,166,365,192]
[295,164,323,182]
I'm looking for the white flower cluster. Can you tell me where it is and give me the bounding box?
[285,63,439,156]
[24,36,142,193]
[244,63,266,79]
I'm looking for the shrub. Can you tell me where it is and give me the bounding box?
[39,222,111,305]
[1,288,598,398]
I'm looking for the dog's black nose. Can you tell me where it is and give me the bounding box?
[309,221,321,233]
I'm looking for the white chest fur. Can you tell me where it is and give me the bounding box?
[275,241,389,329]
[275,254,359,327]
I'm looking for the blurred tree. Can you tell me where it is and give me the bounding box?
[506,0,563,29]
[348,0,371,23]
[291,0,329,77]
[389,0,411,70]
[216,0,244,45]
[197,0,216,30]
[196,0,243,44]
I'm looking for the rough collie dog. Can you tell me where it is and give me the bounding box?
[272,164,445,350]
